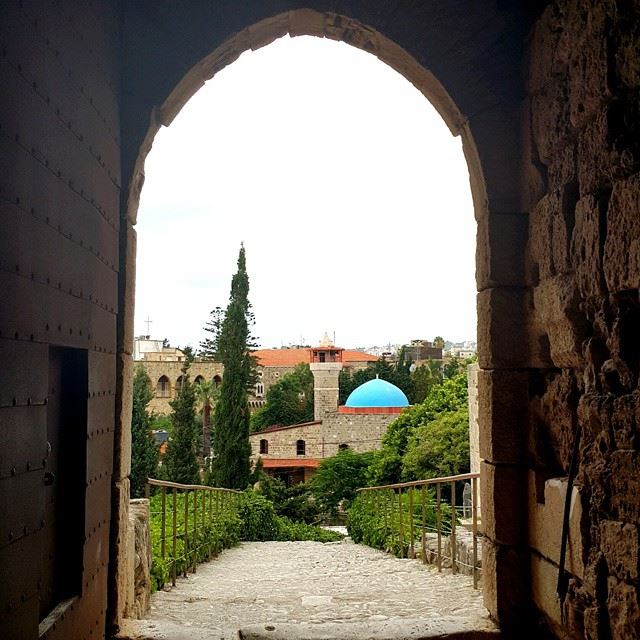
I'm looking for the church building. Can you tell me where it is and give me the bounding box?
[249,343,409,484]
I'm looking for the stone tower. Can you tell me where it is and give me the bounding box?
[309,335,343,422]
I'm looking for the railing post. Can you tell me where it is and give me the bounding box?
[183,490,189,577]
[436,483,442,572]
[383,489,389,531]
[421,485,426,564]
[450,481,457,574]
[193,488,198,572]
[161,487,166,563]
[472,475,478,589]
[408,487,415,559]
[398,488,404,558]
[172,487,177,586]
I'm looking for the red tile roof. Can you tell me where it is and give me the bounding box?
[252,348,377,367]
[261,458,320,469]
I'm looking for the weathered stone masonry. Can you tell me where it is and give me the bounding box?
[1,2,639,639]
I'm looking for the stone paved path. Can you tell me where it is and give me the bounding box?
[121,539,498,639]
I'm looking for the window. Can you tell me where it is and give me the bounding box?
[213,375,222,388]
[296,439,306,456]
[339,443,349,451]
[255,382,264,397]
[157,375,170,398]
[259,439,268,454]
[194,375,204,386]
[176,375,184,393]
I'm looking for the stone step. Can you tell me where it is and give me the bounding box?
[118,617,501,640]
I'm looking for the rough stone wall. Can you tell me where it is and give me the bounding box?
[249,412,395,462]
[522,2,640,637]
[124,500,151,620]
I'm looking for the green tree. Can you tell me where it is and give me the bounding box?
[199,306,225,360]
[251,363,314,431]
[163,362,200,484]
[211,245,254,489]
[180,345,195,363]
[401,407,470,480]
[130,365,159,497]
[310,449,375,515]
[368,372,469,485]
[195,379,217,458]
[409,360,441,404]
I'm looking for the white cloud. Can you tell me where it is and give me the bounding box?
[135,36,476,350]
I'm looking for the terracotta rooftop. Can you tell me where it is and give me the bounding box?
[252,348,378,367]
[261,458,320,469]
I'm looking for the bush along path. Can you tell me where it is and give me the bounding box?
[148,489,342,591]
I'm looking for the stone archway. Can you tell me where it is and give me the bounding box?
[114,6,532,633]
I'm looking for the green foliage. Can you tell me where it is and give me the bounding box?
[368,372,469,485]
[150,413,172,434]
[148,491,241,591]
[255,475,321,524]
[251,363,314,432]
[163,363,200,485]
[409,361,442,404]
[347,490,454,558]
[309,449,375,515]
[401,408,470,481]
[195,379,216,458]
[211,245,254,489]
[199,306,225,360]
[131,366,159,497]
[237,490,342,542]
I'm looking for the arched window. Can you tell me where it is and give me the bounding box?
[157,375,170,398]
[296,439,305,456]
[193,375,204,386]
[259,439,268,454]
[339,443,350,451]
[213,375,222,388]
[255,382,264,397]
[176,375,184,393]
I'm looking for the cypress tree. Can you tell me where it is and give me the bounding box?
[199,306,225,359]
[163,362,200,485]
[211,245,254,489]
[131,365,159,497]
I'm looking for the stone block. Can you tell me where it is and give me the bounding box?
[114,353,133,481]
[118,221,137,356]
[247,13,288,51]
[600,520,639,582]
[108,477,131,630]
[571,195,606,299]
[526,4,563,95]
[607,577,640,640]
[476,288,532,370]
[531,77,571,165]
[604,173,640,293]
[125,499,151,619]
[478,369,528,464]
[288,8,325,38]
[476,213,527,290]
[482,538,529,627]
[530,553,562,631]
[609,450,640,522]
[528,473,585,580]
[480,462,527,546]
[532,274,588,369]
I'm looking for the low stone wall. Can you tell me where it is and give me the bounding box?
[125,499,152,619]
[419,529,482,579]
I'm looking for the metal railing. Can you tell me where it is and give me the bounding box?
[356,472,481,588]
[145,478,242,588]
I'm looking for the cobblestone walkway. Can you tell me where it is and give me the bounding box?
[121,539,498,639]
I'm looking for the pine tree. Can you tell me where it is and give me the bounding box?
[131,365,159,497]
[163,362,200,485]
[211,245,254,489]
[199,306,225,360]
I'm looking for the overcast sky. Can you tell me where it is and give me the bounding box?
[135,36,476,351]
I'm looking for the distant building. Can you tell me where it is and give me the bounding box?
[249,341,408,485]
[134,334,378,416]
[402,339,443,361]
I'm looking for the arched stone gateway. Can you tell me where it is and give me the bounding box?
[1,3,638,639]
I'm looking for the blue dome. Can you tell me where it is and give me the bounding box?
[345,378,410,408]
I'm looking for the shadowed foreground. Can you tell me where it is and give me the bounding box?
[119,540,498,639]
